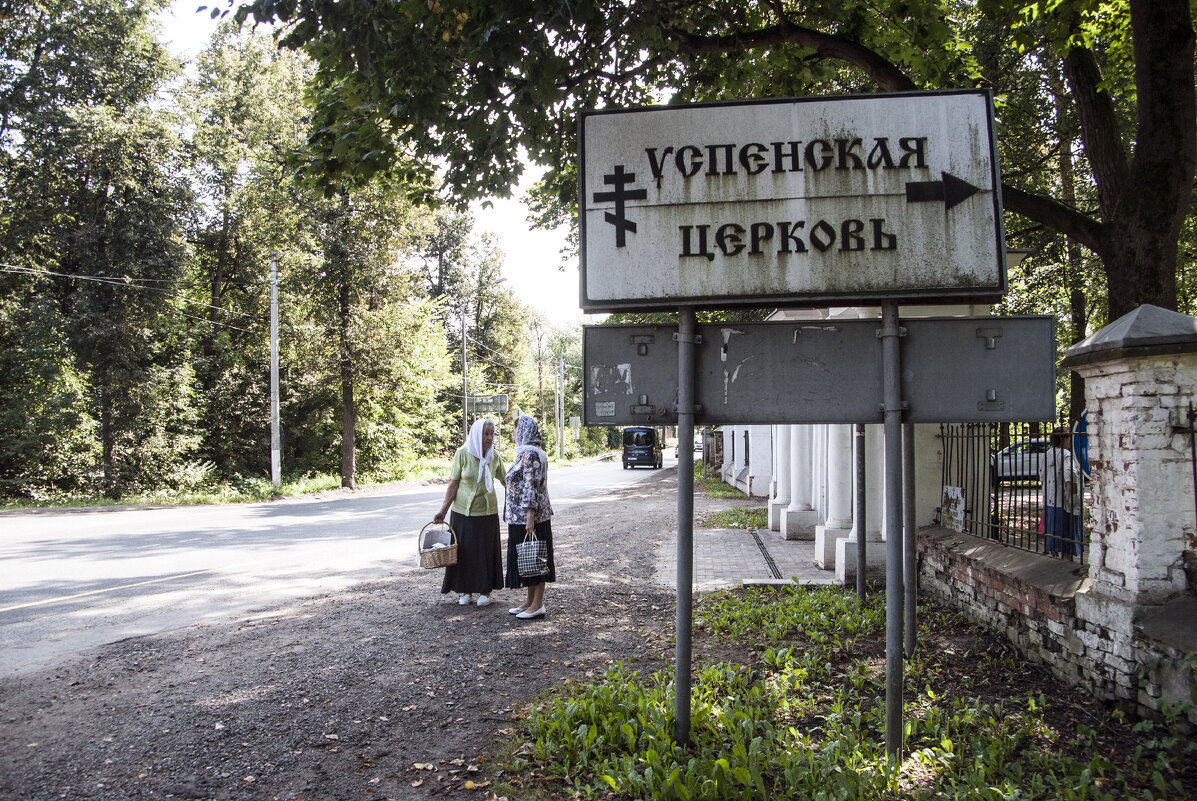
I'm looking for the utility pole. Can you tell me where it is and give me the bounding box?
[555,355,563,460]
[269,251,281,489]
[461,304,468,440]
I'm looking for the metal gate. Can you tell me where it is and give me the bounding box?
[938,420,1090,561]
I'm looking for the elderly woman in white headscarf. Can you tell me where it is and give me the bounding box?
[434,418,506,606]
[503,414,555,619]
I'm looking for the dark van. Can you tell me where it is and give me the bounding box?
[622,426,664,469]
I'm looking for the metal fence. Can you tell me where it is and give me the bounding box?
[938,420,1090,562]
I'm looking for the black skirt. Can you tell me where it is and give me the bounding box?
[505,520,556,589]
[441,512,504,595]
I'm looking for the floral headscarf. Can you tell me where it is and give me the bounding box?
[513,414,547,467]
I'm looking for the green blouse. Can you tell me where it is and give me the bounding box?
[449,446,506,517]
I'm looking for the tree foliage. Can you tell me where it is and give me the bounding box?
[232,0,1195,320]
[0,0,199,497]
[0,12,528,501]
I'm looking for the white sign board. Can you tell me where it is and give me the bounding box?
[467,394,509,413]
[579,90,1005,312]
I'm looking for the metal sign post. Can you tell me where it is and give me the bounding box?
[855,424,867,602]
[577,91,1024,753]
[583,315,1056,749]
[674,309,697,745]
[880,302,905,759]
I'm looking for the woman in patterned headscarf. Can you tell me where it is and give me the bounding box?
[503,414,555,619]
[434,418,506,606]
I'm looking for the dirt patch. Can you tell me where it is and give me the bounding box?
[0,471,686,801]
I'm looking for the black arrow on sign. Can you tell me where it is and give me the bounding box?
[905,172,981,211]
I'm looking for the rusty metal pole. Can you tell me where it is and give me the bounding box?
[880,302,905,760]
[903,422,917,656]
[674,308,697,745]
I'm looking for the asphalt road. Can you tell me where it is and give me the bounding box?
[0,454,678,676]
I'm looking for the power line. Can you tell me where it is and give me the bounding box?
[1,264,262,334]
[464,332,521,366]
[1,264,265,324]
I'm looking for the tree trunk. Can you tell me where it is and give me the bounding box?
[339,277,356,489]
[1063,0,1195,318]
[100,369,117,498]
[1055,62,1087,422]
[341,364,356,490]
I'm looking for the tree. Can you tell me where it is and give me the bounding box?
[232,0,1195,320]
[288,184,441,488]
[183,25,314,479]
[1,0,199,497]
[409,210,532,444]
[185,25,456,490]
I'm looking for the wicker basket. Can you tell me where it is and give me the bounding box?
[418,521,458,569]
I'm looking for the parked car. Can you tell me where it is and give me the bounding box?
[674,436,704,458]
[622,426,664,469]
[991,438,1050,481]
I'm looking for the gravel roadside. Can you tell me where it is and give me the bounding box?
[0,469,717,801]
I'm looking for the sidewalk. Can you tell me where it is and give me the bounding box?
[655,524,838,591]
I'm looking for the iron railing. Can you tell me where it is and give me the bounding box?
[938,420,1090,562]
[1174,403,1197,535]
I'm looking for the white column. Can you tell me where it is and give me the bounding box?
[866,423,885,539]
[815,424,854,567]
[835,423,887,584]
[748,425,772,497]
[720,426,734,482]
[784,425,818,539]
[769,425,779,500]
[769,425,792,529]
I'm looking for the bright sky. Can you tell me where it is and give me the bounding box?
[156,0,585,328]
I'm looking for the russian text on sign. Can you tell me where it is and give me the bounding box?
[579,90,1004,311]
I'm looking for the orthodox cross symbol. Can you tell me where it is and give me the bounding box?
[592,165,647,247]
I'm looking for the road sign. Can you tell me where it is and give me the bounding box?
[467,394,509,414]
[583,317,1055,425]
[579,90,1005,312]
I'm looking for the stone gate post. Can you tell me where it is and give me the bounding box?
[1061,305,1197,714]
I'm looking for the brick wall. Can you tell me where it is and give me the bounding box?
[917,528,1195,721]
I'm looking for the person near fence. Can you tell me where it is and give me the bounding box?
[1040,428,1084,557]
[504,414,555,620]
[434,418,506,606]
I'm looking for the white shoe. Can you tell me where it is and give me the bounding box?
[458,594,473,605]
[509,606,528,615]
[516,606,545,619]
[475,595,491,607]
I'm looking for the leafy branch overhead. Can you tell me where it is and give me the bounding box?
[231,0,1194,319]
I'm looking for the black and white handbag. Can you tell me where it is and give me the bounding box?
[516,530,548,578]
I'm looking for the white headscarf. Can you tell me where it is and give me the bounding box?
[465,418,496,493]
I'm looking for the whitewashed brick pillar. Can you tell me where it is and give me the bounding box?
[1063,307,1197,602]
[1061,306,1197,712]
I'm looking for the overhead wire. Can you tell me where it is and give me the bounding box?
[4,263,563,387]
[1,263,266,333]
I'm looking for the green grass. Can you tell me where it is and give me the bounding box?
[693,462,748,499]
[0,451,609,510]
[699,506,768,529]
[0,459,452,510]
[496,585,1195,801]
